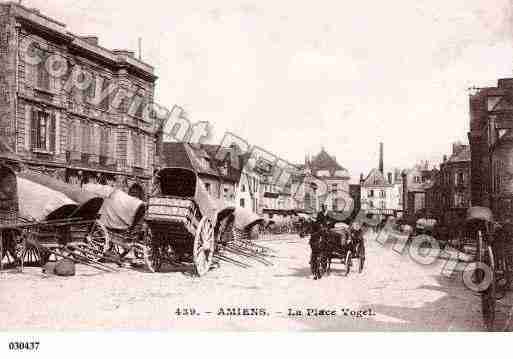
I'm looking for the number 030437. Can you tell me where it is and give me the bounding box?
[8,341,40,351]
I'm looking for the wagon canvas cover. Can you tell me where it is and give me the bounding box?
[83,184,146,231]
[16,176,78,221]
[18,172,103,219]
[233,206,264,230]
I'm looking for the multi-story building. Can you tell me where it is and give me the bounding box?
[360,143,403,218]
[401,162,435,222]
[298,148,352,215]
[0,3,158,199]
[424,143,471,231]
[469,78,513,222]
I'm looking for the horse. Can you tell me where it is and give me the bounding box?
[308,223,329,280]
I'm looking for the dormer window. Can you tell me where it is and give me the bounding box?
[219,162,228,176]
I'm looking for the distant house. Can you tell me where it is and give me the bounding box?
[360,143,403,218]
[159,142,243,204]
[299,148,352,214]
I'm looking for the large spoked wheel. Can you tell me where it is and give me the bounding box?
[357,243,365,274]
[21,232,49,267]
[1,229,21,268]
[84,221,110,261]
[482,245,496,331]
[344,250,352,276]
[193,217,215,276]
[141,226,162,273]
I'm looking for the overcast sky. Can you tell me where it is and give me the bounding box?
[27,0,513,181]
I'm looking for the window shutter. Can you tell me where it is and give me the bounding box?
[30,109,38,149]
[49,112,56,152]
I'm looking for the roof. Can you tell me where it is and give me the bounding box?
[160,142,243,183]
[447,146,471,163]
[310,148,346,171]
[362,168,391,187]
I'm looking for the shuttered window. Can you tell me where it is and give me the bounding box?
[82,122,91,154]
[99,77,110,111]
[133,132,142,167]
[30,109,55,152]
[36,48,50,90]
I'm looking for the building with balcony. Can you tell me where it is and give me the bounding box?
[0,3,158,199]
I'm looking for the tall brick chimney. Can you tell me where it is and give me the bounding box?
[379,142,384,174]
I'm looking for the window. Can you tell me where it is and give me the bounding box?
[204,182,211,194]
[30,109,56,152]
[242,184,246,192]
[240,198,245,208]
[99,77,111,111]
[36,48,50,90]
[380,190,386,198]
[369,200,374,208]
[380,201,386,209]
[100,126,110,157]
[132,133,143,167]
[331,183,337,192]
[368,189,374,197]
[219,162,228,176]
[456,172,464,186]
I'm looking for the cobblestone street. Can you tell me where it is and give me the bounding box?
[0,232,494,331]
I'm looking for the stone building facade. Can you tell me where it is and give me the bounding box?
[401,163,434,223]
[295,148,352,215]
[360,143,403,217]
[425,143,471,231]
[0,4,158,199]
[469,78,513,222]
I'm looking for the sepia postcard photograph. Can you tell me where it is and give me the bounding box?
[1,0,513,347]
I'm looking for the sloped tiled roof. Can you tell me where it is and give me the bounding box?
[159,142,243,183]
[310,148,345,171]
[362,168,390,187]
[447,146,470,163]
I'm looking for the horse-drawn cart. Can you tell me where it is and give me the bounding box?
[144,167,233,276]
[82,183,150,268]
[0,166,112,271]
[465,206,513,331]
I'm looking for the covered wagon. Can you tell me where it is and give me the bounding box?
[0,166,109,270]
[144,167,234,275]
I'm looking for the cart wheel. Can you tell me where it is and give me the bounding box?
[86,221,110,259]
[357,243,365,273]
[1,229,19,268]
[21,232,45,267]
[194,217,215,276]
[344,250,352,276]
[142,227,161,273]
[482,245,496,331]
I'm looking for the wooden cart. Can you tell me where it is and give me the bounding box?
[0,166,111,271]
[144,167,233,276]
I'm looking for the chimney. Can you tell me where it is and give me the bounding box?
[80,36,99,46]
[359,173,364,184]
[387,172,392,184]
[443,155,447,163]
[379,142,384,174]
